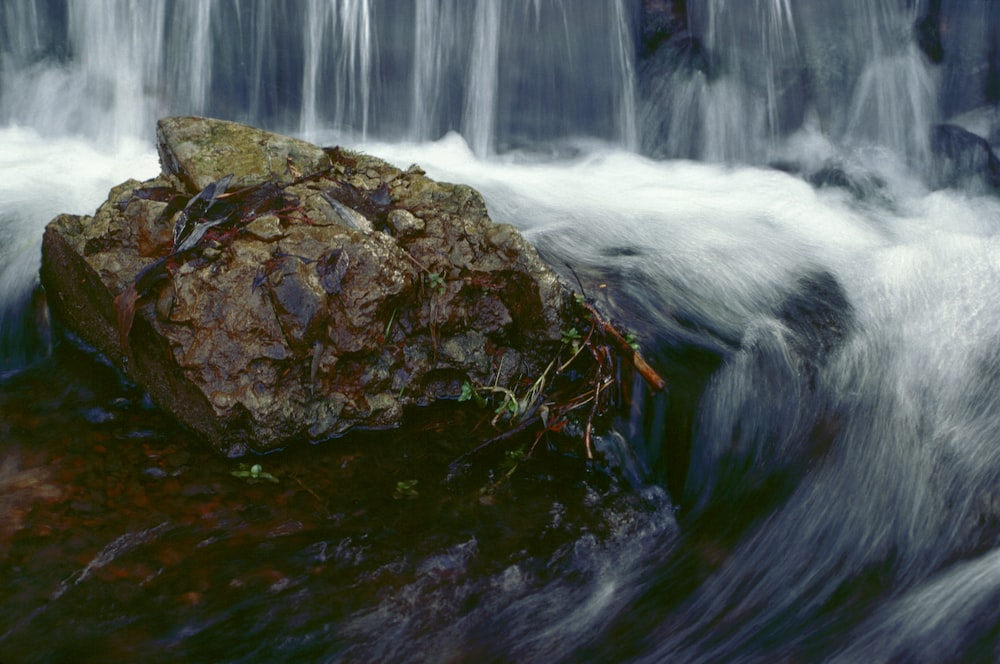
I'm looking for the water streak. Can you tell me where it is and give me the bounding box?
[300,0,375,138]
[462,0,501,157]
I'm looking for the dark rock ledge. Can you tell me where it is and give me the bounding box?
[40,117,583,456]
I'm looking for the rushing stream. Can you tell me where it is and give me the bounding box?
[3,1,1000,662]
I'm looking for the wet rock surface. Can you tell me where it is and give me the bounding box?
[41,117,572,454]
[930,123,1000,192]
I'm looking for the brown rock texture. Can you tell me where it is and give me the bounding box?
[41,117,572,455]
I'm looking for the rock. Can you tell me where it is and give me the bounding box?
[805,162,888,201]
[915,9,944,64]
[640,0,689,58]
[930,123,1000,192]
[156,116,331,191]
[41,117,572,455]
[776,270,853,373]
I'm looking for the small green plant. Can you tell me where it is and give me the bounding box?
[500,445,527,471]
[452,288,667,479]
[479,445,529,497]
[382,307,397,346]
[561,327,582,353]
[463,379,524,426]
[495,392,520,420]
[426,272,445,292]
[231,463,279,483]
[393,478,420,500]
[459,380,487,408]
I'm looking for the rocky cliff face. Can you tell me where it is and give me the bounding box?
[41,117,572,455]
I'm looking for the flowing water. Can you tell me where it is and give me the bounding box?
[3,1,1000,662]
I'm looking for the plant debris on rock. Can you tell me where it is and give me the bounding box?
[40,116,662,457]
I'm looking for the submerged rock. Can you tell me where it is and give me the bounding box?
[930,123,1000,192]
[41,117,572,455]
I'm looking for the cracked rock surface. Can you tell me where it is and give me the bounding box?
[41,117,571,455]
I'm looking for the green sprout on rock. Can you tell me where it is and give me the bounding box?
[393,479,420,500]
[231,463,279,483]
[427,272,446,292]
[461,377,527,426]
[459,380,487,408]
[561,327,582,354]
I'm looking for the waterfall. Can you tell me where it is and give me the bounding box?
[612,0,640,151]
[68,0,167,142]
[839,1,935,162]
[644,0,999,169]
[2,0,999,160]
[4,1,1000,661]
[410,0,460,141]
[300,0,375,138]
[662,0,936,163]
[687,0,801,161]
[462,0,501,157]
[167,2,213,120]
[0,0,639,150]
[1,0,998,374]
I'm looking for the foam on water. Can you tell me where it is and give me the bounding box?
[349,133,1000,660]
[0,126,158,370]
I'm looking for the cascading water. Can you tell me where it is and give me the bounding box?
[643,0,999,171]
[300,0,375,138]
[462,0,501,157]
[684,0,802,162]
[3,1,1000,662]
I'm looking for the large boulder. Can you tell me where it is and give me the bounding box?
[41,117,573,456]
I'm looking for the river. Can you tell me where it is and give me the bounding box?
[2,1,1000,662]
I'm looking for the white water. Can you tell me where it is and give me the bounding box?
[316,131,1000,660]
[0,127,157,369]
